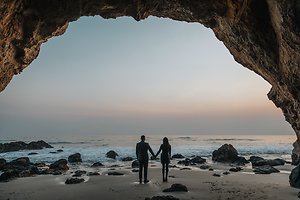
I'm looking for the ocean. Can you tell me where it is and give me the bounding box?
[0,134,295,166]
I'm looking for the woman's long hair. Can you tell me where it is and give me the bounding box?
[163,137,169,146]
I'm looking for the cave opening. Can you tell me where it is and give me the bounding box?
[0,16,293,138]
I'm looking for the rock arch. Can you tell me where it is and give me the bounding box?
[1,0,300,160]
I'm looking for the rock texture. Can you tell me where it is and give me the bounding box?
[0,140,53,153]
[1,1,300,153]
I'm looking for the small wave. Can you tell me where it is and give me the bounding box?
[49,141,91,145]
[205,138,259,142]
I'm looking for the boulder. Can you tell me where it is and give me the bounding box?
[290,165,300,188]
[107,172,124,176]
[229,167,242,172]
[199,165,210,170]
[163,183,188,192]
[52,171,62,175]
[72,170,86,177]
[87,172,100,176]
[91,162,104,167]
[0,158,6,170]
[250,156,286,167]
[106,150,118,159]
[223,171,230,175]
[49,159,69,171]
[233,156,249,165]
[68,153,82,163]
[132,160,139,168]
[171,154,185,159]
[190,156,206,164]
[121,157,134,161]
[65,178,84,184]
[0,140,53,153]
[0,170,20,182]
[4,157,31,171]
[292,141,300,166]
[177,158,191,166]
[253,165,280,174]
[145,196,179,200]
[28,152,38,155]
[213,173,221,177]
[57,149,64,152]
[212,144,238,162]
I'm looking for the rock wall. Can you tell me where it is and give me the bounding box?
[1,0,300,154]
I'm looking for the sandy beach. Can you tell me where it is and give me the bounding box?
[0,161,298,200]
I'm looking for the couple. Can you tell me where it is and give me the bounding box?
[136,135,171,184]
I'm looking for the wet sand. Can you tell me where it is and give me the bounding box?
[0,163,298,200]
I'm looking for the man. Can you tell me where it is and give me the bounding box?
[136,135,155,184]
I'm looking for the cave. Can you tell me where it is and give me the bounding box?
[1,1,300,161]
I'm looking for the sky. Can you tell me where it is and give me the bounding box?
[0,16,294,137]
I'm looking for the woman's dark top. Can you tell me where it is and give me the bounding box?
[157,144,171,164]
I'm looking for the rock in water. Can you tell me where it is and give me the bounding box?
[106,150,118,159]
[171,154,185,159]
[68,153,82,163]
[65,178,84,184]
[212,144,238,162]
[190,156,206,164]
[163,183,188,192]
[91,162,104,167]
[0,140,53,153]
[145,196,179,200]
[290,165,300,188]
[49,159,69,171]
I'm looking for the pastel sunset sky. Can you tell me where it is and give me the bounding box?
[0,16,293,137]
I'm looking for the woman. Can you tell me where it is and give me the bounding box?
[155,137,171,182]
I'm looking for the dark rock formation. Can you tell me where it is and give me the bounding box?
[107,171,124,176]
[0,141,53,153]
[106,150,118,159]
[250,156,286,166]
[132,160,139,168]
[0,158,6,170]
[223,171,230,175]
[49,159,69,171]
[290,165,300,188]
[72,170,86,177]
[0,170,20,182]
[1,1,300,158]
[52,171,62,175]
[121,157,133,161]
[145,196,179,200]
[171,154,185,159]
[87,172,100,176]
[253,165,280,174]
[65,178,84,184]
[68,153,82,163]
[212,144,238,162]
[163,183,188,192]
[190,156,206,164]
[213,173,221,177]
[199,165,210,170]
[233,156,249,165]
[28,152,38,155]
[91,162,104,167]
[229,167,243,172]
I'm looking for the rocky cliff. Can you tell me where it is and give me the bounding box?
[1,0,300,157]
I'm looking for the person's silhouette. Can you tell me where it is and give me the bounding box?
[136,135,155,184]
[155,137,171,182]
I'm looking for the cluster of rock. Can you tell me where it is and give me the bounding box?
[0,140,53,153]
[212,144,285,174]
[0,157,69,182]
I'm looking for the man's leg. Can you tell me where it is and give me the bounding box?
[139,161,143,184]
[144,161,149,183]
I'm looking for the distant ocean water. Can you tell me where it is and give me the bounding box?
[0,135,295,166]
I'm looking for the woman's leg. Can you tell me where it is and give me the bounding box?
[162,163,165,181]
[165,163,169,182]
